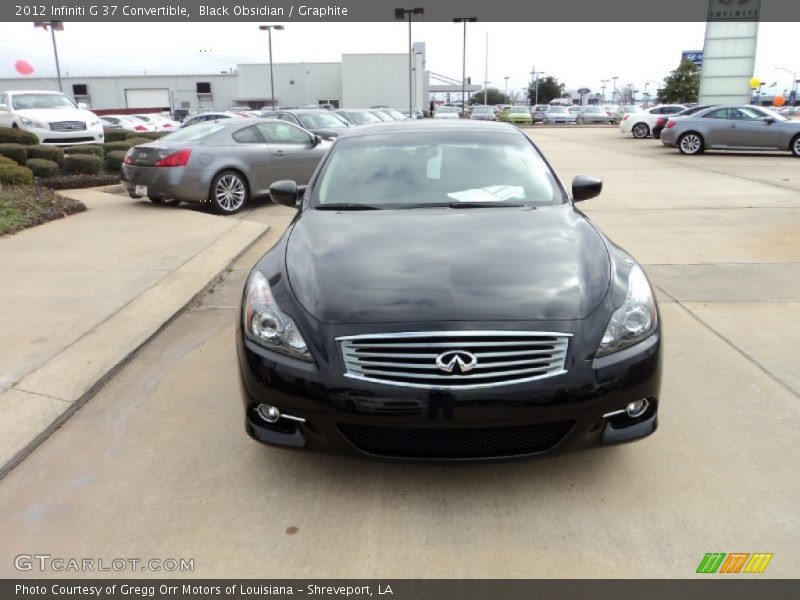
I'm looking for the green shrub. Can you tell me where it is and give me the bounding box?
[64,144,104,158]
[25,158,60,178]
[0,164,34,185]
[103,150,127,172]
[125,131,165,140]
[39,173,119,190]
[0,143,28,164]
[26,145,65,164]
[103,140,135,153]
[61,154,103,175]
[0,126,39,145]
[102,128,129,143]
[124,137,155,147]
[0,156,17,166]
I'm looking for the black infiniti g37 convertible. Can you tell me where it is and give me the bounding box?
[236,120,662,460]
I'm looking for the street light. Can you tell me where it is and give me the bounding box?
[34,21,64,92]
[611,76,619,103]
[600,79,609,102]
[504,76,510,102]
[530,70,543,106]
[453,17,477,114]
[259,24,284,109]
[395,8,424,119]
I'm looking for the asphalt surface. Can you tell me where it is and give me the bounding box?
[1,127,798,579]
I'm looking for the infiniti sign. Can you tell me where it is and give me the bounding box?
[435,350,478,374]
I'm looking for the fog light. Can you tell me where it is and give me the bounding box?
[256,403,281,423]
[625,399,649,418]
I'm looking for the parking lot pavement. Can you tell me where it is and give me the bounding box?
[1,130,798,579]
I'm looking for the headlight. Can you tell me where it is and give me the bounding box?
[89,120,100,127]
[596,265,657,356]
[18,116,46,129]
[243,271,312,361]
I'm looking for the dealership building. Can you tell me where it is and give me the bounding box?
[0,46,441,113]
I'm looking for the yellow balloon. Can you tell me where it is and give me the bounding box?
[749,77,761,89]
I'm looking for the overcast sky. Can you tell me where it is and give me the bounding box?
[1,21,798,97]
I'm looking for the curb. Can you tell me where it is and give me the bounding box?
[0,215,269,480]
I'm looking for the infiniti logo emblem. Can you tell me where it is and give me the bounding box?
[435,350,478,374]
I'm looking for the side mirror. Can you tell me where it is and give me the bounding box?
[763,116,775,124]
[270,180,300,207]
[311,134,322,146]
[572,175,602,202]
[77,102,88,110]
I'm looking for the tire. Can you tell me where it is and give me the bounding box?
[632,122,650,139]
[791,134,800,157]
[678,132,704,155]
[209,170,248,215]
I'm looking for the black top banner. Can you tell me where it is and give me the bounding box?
[2,0,799,22]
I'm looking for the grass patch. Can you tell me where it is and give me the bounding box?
[0,185,86,236]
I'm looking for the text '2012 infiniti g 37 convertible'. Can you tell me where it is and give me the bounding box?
[237,120,662,460]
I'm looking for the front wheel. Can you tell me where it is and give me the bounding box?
[209,170,248,215]
[791,134,800,157]
[632,122,650,139]
[678,132,704,155]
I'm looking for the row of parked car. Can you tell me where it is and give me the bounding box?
[441,103,642,126]
[618,103,800,156]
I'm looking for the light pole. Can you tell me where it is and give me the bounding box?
[504,76,510,103]
[259,24,284,109]
[34,21,64,92]
[611,76,619,103]
[530,70,543,106]
[453,17,477,114]
[395,8,424,118]
[600,79,609,102]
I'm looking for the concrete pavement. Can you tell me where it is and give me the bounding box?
[0,188,268,476]
[0,129,797,579]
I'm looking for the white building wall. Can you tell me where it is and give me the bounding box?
[235,62,341,107]
[343,54,423,109]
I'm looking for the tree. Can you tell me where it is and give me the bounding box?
[469,88,510,105]
[657,59,700,104]
[618,84,635,105]
[527,76,565,105]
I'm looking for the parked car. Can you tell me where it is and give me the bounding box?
[543,105,573,124]
[496,106,511,122]
[0,89,103,145]
[620,104,686,138]
[506,106,533,125]
[181,111,241,128]
[121,119,331,213]
[380,108,408,121]
[652,105,716,139]
[568,106,582,120]
[369,109,396,122]
[614,105,642,125]
[239,120,662,458]
[777,106,798,117]
[660,105,800,156]
[334,109,384,125]
[131,113,181,132]
[470,106,496,121]
[261,109,351,140]
[100,114,154,133]
[434,105,460,120]
[577,105,610,124]
[603,105,619,123]
[532,105,549,123]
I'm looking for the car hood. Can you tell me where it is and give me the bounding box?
[285,206,611,325]
[13,108,98,123]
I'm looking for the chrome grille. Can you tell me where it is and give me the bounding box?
[49,121,87,132]
[338,331,571,389]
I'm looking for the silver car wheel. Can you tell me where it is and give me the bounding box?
[679,133,702,155]
[215,174,246,212]
[792,135,800,157]
[632,123,649,139]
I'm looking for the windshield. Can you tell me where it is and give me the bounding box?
[160,122,228,142]
[346,111,381,124]
[510,107,529,113]
[584,107,603,113]
[298,112,348,129]
[436,106,458,114]
[12,93,77,110]
[384,109,407,120]
[548,107,568,113]
[313,133,564,208]
[473,107,493,114]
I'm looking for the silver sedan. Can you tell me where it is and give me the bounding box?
[121,119,331,214]
[660,105,800,157]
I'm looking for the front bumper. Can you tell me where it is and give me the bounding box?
[237,326,662,460]
[121,164,213,203]
[23,124,104,146]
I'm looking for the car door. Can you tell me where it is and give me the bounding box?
[726,107,782,148]
[255,121,322,184]
[228,124,276,197]
[699,107,733,148]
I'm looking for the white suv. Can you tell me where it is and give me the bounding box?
[0,90,104,145]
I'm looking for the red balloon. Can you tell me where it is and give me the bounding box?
[15,60,34,76]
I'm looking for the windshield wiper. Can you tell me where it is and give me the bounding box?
[315,203,384,210]
[398,201,528,209]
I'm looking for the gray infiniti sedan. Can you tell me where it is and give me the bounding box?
[660,105,800,157]
[121,119,331,214]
